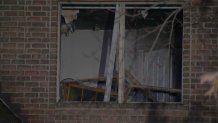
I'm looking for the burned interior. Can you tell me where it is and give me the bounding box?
[58,3,183,103]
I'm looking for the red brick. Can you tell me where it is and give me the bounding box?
[18,54,31,59]
[15,98,30,103]
[17,76,30,81]
[31,76,45,81]
[17,65,31,70]
[2,54,16,59]
[0,6,10,10]
[4,11,18,16]
[32,0,46,5]
[26,60,39,64]
[8,49,24,54]
[28,6,42,11]
[40,60,49,64]
[3,32,16,37]
[3,22,18,27]
[31,22,46,27]
[27,49,41,54]
[33,12,46,16]
[3,0,17,4]
[27,17,41,21]
[30,98,45,104]
[24,104,39,108]
[32,43,46,48]
[25,82,39,87]
[27,38,41,42]
[11,6,25,11]
[0,70,10,75]
[25,93,38,98]
[32,87,45,92]
[0,60,10,64]
[2,65,16,70]
[32,33,46,37]
[10,38,25,42]
[10,27,24,32]
[1,76,16,81]
[0,17,12,21]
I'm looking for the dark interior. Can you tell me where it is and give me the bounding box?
[62,4,181,30]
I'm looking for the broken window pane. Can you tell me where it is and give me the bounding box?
[60,4,118,102]
[124,7,183,102]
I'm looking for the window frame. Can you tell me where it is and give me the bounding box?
[57,1,184,103]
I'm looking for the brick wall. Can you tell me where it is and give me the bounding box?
[0,0,57,122]
[0,0,218,123]
[182,0,218,122]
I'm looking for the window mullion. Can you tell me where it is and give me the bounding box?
[118,3,125,104]
[104,4,120,102]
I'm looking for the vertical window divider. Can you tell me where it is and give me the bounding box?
[104,4,120,102]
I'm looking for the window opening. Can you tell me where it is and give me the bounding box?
[58,3,183,103]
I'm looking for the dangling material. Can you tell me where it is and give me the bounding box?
[62,10,79,23]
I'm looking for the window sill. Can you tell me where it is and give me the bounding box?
[56,101,185,109]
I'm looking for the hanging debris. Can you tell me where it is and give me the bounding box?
[62,10,79,23]
[61,10,79,36]
[140,10,148,19]
[61,19,76,36]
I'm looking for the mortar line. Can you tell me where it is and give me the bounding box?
[189,1,193,111]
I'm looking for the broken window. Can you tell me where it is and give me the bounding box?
[58,3,183,103]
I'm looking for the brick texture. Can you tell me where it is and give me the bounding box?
[0,0,218,123]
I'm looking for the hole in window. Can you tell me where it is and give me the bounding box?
[58,3,183,103]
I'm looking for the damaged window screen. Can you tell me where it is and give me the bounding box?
[59,4,183,103]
